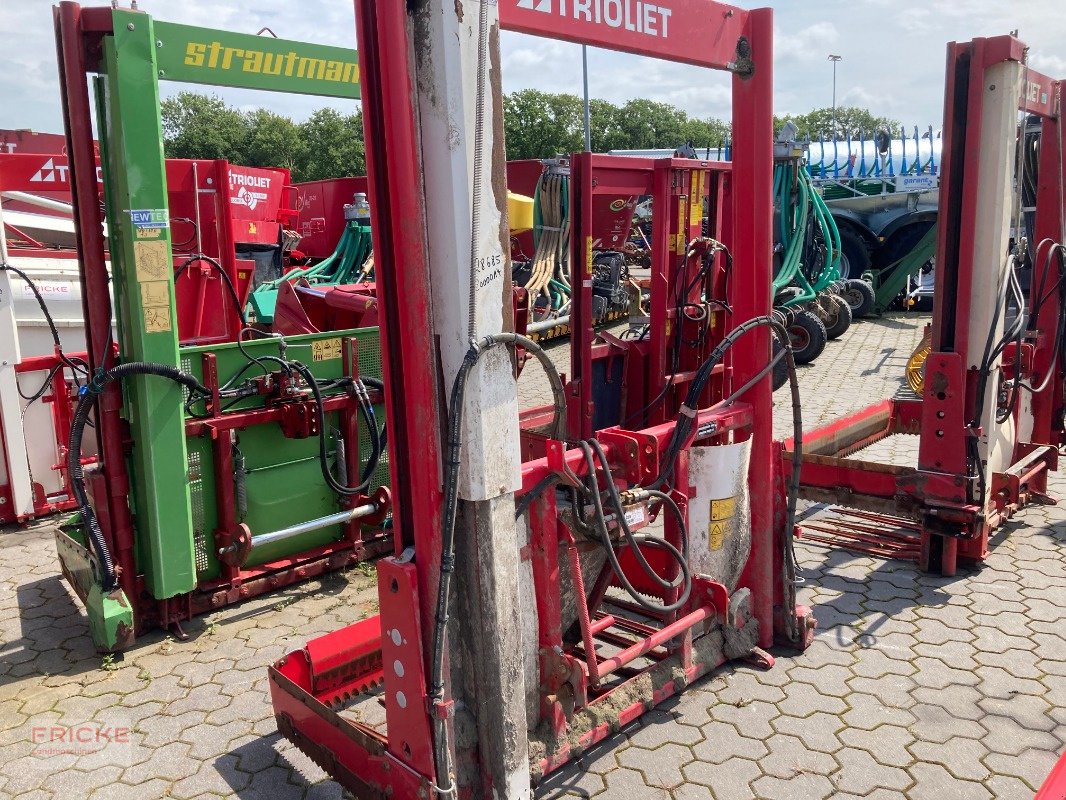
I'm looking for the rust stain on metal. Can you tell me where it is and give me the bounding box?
[454,0,464,22]
[928,370,950,394]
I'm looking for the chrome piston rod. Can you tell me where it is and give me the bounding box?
[219,502,378,554]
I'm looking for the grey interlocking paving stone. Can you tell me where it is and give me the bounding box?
[983,747,1063,791]
[907,736,992,782]
[670,783,714,800]
[905,762,992,800]
[616,742,692,789]
[706,698,780,740]
[693,721,770,763]
[838,724,916,768]
[120,740,195,784]
[682,755,762,799]
[769,712,844,754]
[785,663,852,696]
[774,682,847,718]
[40,764,125,796]
[600,766,671,798]
[832,747,913,795]
[242,764,309,800]
[977,685,1055,729]
[984,773,1048,800]
[909,701,988,743]
[90,777,173,800]
[627,711,703,749]
[841,692,917,730]
[756,733,838,781]
[909,685,984,721]
[750,771,837,800]
[909,656,981,690]
[848,647,918,680]
[169,753,251,799]
[535,758,607,798]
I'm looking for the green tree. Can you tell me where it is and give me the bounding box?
[614,99,687,150]
[777,106,901,140]
[503,89,584,159]
[588,98,625,152]
[161,92,249,162]
[242,109,304,173]
[680,117,731,154]
[296,108,366,181]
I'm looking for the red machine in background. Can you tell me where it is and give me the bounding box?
[0,150,297,524]
[788,37,1066,574]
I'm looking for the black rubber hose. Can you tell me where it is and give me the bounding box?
[577,441,692,614]
[289,361,375,497]
[589,439,680,592]
[652,315,784,490]
[68,362,210,591]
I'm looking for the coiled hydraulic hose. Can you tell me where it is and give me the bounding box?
[68,362,210,592]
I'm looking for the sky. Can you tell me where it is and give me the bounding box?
[1,0,1064,137]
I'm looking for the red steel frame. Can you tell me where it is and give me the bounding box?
[788,36,1065,574]
[270,3,812,798]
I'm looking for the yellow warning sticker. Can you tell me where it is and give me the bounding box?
[311,337,343,362]
[133,240,170,282]
[143,306,172,333]
[675,201,686,252]
[711,497,736,521]
[586,236,594,277]
[139,280,170,309]
[709,521,726,551]
[135,227,164,240]
[689,171,702,228]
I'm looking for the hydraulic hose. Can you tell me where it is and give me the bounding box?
[289,361,379,497]
[68,362,210,592]
[429,330,563,795]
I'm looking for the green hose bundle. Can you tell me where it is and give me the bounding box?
[525,170,571,320]
[773,163,842,307]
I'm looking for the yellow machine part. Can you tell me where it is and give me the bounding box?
[508,191,534,234]
[907,328,933,395]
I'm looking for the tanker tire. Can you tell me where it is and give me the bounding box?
[837,227,872,279]
[843,278,876,319]
[789,310,827,365]
[823,294,853,340]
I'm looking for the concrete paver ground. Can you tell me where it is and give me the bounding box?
[1,310,1064,799]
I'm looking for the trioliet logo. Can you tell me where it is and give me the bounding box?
[229,171,272,211]
[30,158,67,183]
[516,0,674,39]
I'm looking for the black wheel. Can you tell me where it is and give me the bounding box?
[843,278,876,319]
[772,339,789,391]
[823,294,852,340]
[837,227,872,279]
[788,310,828,364]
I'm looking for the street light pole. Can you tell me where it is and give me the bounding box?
[828,54,842,135]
